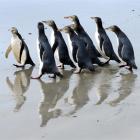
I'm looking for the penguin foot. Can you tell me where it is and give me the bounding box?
[57,64,62,67]
[31,74,43,79]
[73,68,82,74]
[103,60,110,65]
[13,64,25,68]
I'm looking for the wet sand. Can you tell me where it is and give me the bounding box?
[0,0,140,140]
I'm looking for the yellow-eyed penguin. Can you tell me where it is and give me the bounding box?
[106,25,137,72]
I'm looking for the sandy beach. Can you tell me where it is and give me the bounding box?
[0,0,140,140]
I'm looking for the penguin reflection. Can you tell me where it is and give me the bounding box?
[95,67,119,105]
[109,73,137,107]
[6,66,34,112]
[68,72,96,115]
[39,70,72,127]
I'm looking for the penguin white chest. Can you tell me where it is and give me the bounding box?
[67,34,72,53]
[36,38,43,75]
[95,31,100,48]
[36,38,42,62]
[50,30,55,46]
[50,30,59,60]
[11,37,22,63]
[95,31,109,59]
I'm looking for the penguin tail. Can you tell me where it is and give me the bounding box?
[69,61,76,68]
[28,58,35,66]
[131,60,137,69]
[116,58,121,63]
[30,61,35,66]
[96,50,102,57]
[94,58,105,67]
[55,72,63,78]
[112,54,121,63]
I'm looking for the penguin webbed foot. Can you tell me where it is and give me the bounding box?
[73,68,82,74]
[31,74,43,79]
[103,59,110,65]
[13,64,25,68]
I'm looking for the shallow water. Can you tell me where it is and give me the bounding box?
[0,0,140,140]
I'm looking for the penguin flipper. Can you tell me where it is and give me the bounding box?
[19,39,27,63]
[103,41,119,62]
[118,39,123,58]
[72,43,78,63]
[99,36,104,50]
[5,45,12,58]
[39,44,45,61]
[52,39,58,53]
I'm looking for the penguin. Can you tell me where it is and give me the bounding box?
[105,25,137,72]
[42,20,76,69]
[5,27,35,67]
[31,22,63,79]
[91,17,121,64]
[59,26,95,73]
[64,15,104,66]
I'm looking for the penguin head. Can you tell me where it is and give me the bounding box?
[10,27,18,34]
[58,26,72,34]
[91,17,102,24]
[42,20,55,27]
[64,15,79,23]
[38,22,45,30]
[105,25,120,33]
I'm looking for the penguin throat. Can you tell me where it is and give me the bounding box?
[96,22,103,29]
[12,33,18,38]
[115,30,123,37]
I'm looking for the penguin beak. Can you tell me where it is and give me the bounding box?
[90,17,96,20]
[105,27,111,31]
[58,29,63,32]
[42,20,46,23]
[42,21,49,25]
[64,16,72,19]
[41,21,47,29]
